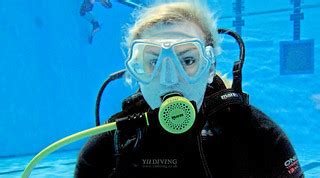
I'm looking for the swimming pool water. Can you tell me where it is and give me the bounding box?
[0,150,78,178]
[1,0,319,177]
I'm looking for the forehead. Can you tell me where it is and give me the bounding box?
[140,21,206,42]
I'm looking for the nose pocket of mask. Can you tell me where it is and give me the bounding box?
[160,58,178,86]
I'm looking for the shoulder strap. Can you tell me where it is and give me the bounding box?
[121,91,150,113]
[107,91,148,176]
[105,91,149,124]
[203,75,249,118]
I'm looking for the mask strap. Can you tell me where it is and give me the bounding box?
[205,46,216,84]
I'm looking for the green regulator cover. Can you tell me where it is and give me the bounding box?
[158,96,196,134]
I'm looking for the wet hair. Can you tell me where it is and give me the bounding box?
[123,1,221,55]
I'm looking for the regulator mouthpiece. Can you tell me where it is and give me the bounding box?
[158,96,196,134]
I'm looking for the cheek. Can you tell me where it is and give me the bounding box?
[138,80,160,94]
[143,63,153,74]
[184,66,197,76]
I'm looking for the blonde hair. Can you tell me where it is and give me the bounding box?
[123,1,221,55]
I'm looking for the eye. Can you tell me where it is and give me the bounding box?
[149,58,157,66]
[182,57,195,66]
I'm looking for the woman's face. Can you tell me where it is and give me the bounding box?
[135,21,212,111]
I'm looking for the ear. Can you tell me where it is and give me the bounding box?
[205,46,216,84]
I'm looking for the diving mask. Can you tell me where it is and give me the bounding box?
[125,38,215,84]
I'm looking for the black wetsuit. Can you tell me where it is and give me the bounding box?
[75,83,304,178]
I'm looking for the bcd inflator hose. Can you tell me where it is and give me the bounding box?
[22,95,195,177]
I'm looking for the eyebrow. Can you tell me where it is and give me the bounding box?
[145,51,159,56]
[177,47,198,56]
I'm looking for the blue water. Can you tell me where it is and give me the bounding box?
[1,0,319,177]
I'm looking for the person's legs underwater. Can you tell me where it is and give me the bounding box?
[80,0,101,44]
[100,0,112,8]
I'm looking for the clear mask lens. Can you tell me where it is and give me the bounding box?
[126,39,212,84]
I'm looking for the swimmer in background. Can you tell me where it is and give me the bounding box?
[80,0,112,44]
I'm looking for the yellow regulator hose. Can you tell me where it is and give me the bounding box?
[21,122,117,178]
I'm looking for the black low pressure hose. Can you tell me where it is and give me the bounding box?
[218,28,246,93]
[95,69,126,126]
[217,28,245,67]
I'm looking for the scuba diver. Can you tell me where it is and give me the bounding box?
[79,0,112,44]
[74,1,304,178]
